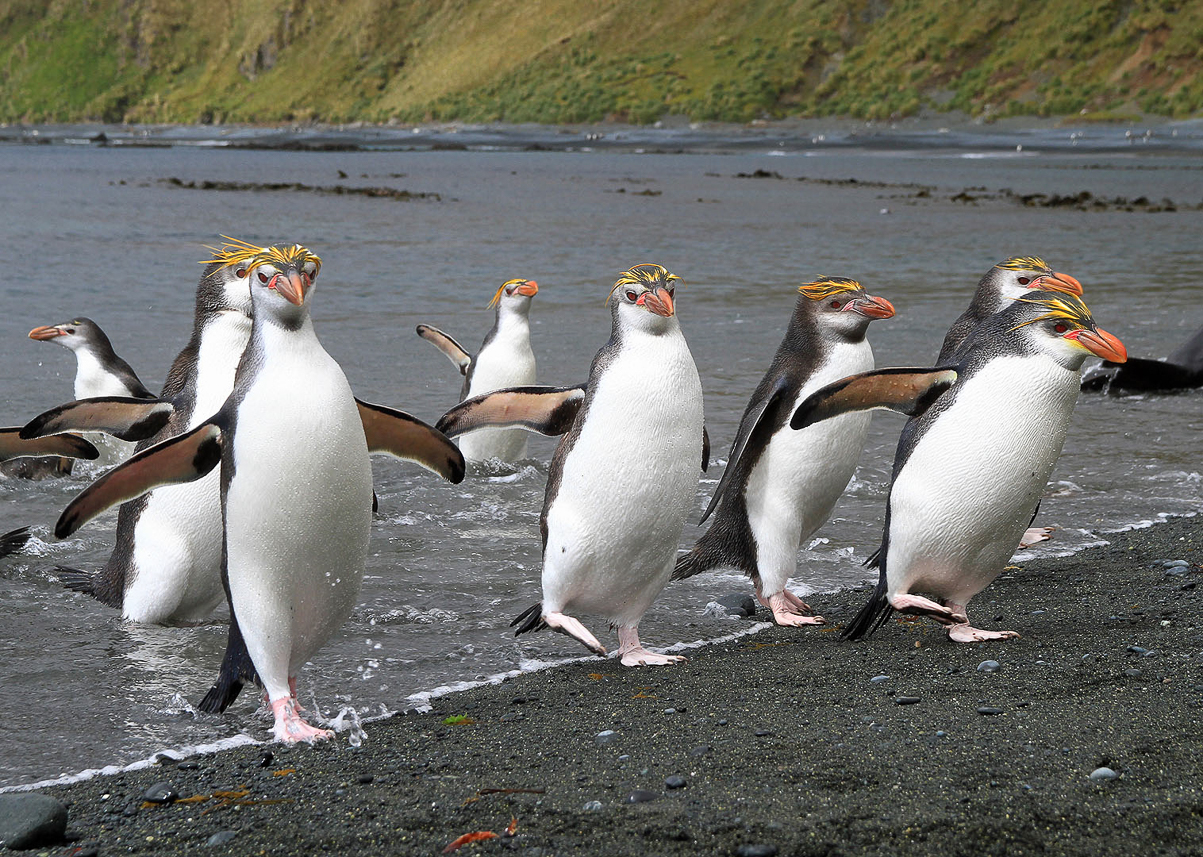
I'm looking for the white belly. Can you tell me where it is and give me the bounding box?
[224,337,372,696]
[745,340,874,591]
[541,330,703,627]
[885,355,1080,605]
[459,329,536,464]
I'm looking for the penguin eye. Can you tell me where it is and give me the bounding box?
[830,300,841,309]
[626,290,638,302]
[1018,276,1031,285]
[258,272,269,284]
[235,268,247,278]
[1054,322,1068,333]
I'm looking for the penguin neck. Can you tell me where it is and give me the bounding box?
[484,300,531,348]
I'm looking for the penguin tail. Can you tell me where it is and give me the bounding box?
[197,620,259,714]
[0,526,33,559]
[671,549,707,581]
[841,570,893,642]
[510,602,548,636]
[57,566,96,595]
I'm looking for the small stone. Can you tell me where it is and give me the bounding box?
[716,593,758,617]
[511,697,527,705]
[257,750,274,768]
[207,830,238,846]
[977,660,1001,673]
[1164,560,1189,568]
[895,696,921,706]
[0,793,68,849]
[754,729,773,737]
[664,775,687,789]
[627,790,657,803]
[663,708,676,715]
[583,800,603,812]
[357,774,375,784]
[717,719,728,726]
[177,761,200,771]
[935,731,947,738]
[737,845,779,857]
[500,712,520,722]
[618,755,630,762]
[594,730,618,746]
[690,745,712,756]
[143,782,178,804]
[870,675,890,684]
[1127,645,1149,656]
[1090,767,1118,781]
[1125,668,1143,678]
[976,706,1003,716]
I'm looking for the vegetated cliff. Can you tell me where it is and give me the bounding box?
[1,0,1199,125]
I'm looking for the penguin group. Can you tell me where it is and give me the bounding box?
[2,242,1139,744]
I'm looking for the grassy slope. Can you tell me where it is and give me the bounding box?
[0,0,1200,124]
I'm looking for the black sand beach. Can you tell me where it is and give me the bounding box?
[15,514,1201,855]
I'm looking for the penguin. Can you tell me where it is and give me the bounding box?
[21,238,268,624]
[55,245,465,742]
[672,278,895,627]
[0,429,98,557]
[437,264,707,666]
[416,278,539,466]
[788,292,1127,642]
[938,256,1083,362]
[28,318,155,400]
[1082,320,1203,393]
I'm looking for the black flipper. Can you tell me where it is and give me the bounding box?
[790,368,958,431]
[197,616,258,714]
[436,385,586,439]
[56,422,224,538]
[0,526,32,559]
[356,399,465,483]
[416,324,473,375]
[511,602,548,636]
[20,397,174,442]
[0,428,98,462]
[841,569,894,641]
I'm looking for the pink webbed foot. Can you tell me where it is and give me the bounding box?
[946,624,1021,643]
[270,696,333,744]
[543,612,607,656]
[616,626,685,667]
[889,592,956,621]
[765,591,825,627]
[1019,526,1054,549]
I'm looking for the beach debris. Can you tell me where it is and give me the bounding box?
[594,730,618,746]
[505,817,518,836]
[443,714,476,725]
[664,775,688,789]
[272,768,296,777]
[626,789,657,803]
[583,800,603,811]
[442,830,497,853]
[141,782,179,805]
[0,793,68,850]
[1090,766,1119,781]
[160,177,441,202]
[977,660,1001,673]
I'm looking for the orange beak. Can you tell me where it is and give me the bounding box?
[271,270,308,306]
[516,280,538,297]
[28,325,65,341]
[637,286,675,317]
[847,294,895,319]
[1040,272,1083,296]
[1065,326,1126,363]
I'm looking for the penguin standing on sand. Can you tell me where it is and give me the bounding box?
[673,278,895,626]
[437,264,707,666]
[789,292,1127,642]
[56,245,464,742]
[417,278,539,466]
[21,239,270,624]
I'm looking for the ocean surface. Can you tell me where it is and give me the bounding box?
[0,119,1200,788]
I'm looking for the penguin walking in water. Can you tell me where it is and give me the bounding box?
[1082,320,1203,393]
[672,278,895,627]
[56,245,464,742]
[789,292,1126,642]
[21,239,271,624]
[416,278,539,467]
[437,264,707,666]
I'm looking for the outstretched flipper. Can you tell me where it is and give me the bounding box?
[790,368,958,431]
[355,399,465,483]
[56,422,224,538]
[0,428,98,462]
[436,385,586,439]
[700,375,791,524]
[416,324,473,375]
[20,397,174,442]
[0,526,33,559]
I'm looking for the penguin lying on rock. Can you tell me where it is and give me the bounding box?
[417,278,539,467]
[55,243,464,742]
[789,291,1126,643]
[437,264,707,666]
[673,277,895,627]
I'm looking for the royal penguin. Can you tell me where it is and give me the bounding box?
[0,429,97,556]
[788,292,1127,643]
[56,244,464,742]
[417,278,539,467]
[437,264,708,666]
[1082,319,1203,393]
[672,278,895,626]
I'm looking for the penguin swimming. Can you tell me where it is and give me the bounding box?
[789,292,1126,643]
[21,239,268,624]
[672,278,895,627]
[437,264,707,666]
[417,278,539,467]
[56,244,464,742]
[1081,320,1203,393]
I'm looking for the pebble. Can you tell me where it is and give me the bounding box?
[977,660,1001,673]
[594,730,618,746]
[895,696,921,706]
[583,800,603,811]
[1090,766,1119,781]
[716,593,758,617]
[357,774,375,785]
[737,845,779,857]
[935,731,947,738]
[257,751,274,768]
[1125,668,1143,678]
[690,745,712,756]
[870,675,890,684]
[754,729,774,737]
[618,755,630,762]
[976,706,1003,716]
[177,761,200,771]
[142,782,179,804]
[207,830,238,847]
[663,708,676,715]
[0,793,68,850]
[664,775,687,789]
[627,789,657,803]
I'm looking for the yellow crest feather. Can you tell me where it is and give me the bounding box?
[1009,293,1094,332]
[996,256,1049,272]
[607,263,682,305]
[488,278,532,309]
[201,236,321,276]
[798,277,861,301]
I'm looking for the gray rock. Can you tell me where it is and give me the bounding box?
[1090,766,1119,781]
[895,696,921,706]
[664,775,687,789]
[142,781,178,804]
[594,730,617,746]
[977,660,1001,673]
[207,830,238,847]
[716,593,757,617]
[976,706,1004,715]
[737,846,779,857]
[627,789,657,803]
[0,793,68,850]
[583,800,603,811]
[870,675,890,684]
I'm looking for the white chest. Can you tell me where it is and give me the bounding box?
[191,313,251,428]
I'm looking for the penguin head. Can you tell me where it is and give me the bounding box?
[983,256,1083,309]
[797,277,895,340]
[488,278,539,317]
[28,317,109,353]
[608,263,681,334]
[242,244,323,327]
[1006,291,1127,370]
[199,238,321,321]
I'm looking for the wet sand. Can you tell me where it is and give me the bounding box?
[23,514,1202,855]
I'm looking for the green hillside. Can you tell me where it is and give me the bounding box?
[1,0,1200,124]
